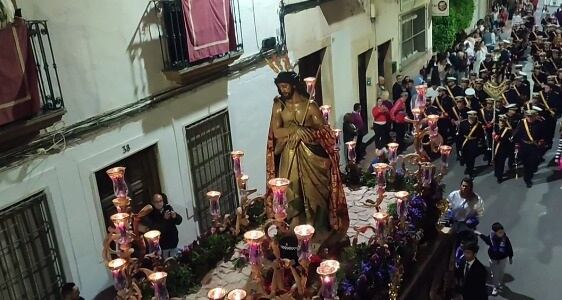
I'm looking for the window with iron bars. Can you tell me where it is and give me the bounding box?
[0,192,65,300]
[185,110,237,233]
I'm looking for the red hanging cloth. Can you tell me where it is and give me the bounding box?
[0,18,40,126]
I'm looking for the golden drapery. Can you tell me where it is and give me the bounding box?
[266,100,349,233]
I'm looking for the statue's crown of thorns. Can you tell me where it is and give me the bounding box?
[265,53,297,73]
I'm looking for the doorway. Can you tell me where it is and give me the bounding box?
[358,49,373,125]
[298,48,326,105]
[377,41,392,92]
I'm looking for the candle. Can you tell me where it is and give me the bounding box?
[319,105,332,123]
[268,178,290,220]
[106,167,128,198]
[317,261,339,299]
[412,108,421,121]
[112,197,131,213]
[148,272,169,300]
[144,230,162,256]
[372,163,388,193]
[207,287,227,300]
[206,191,222,219]
[395,191,410,219]
[231,151,244,178]
[227,289,247,300]
[303,77,317,98]
[427,114,439,137]
[345,141,356,164]
[294,224,315,262]
[108,258,127,290]
[373,212,389,238]
[420,162,434,187]
[244,230,265,266]
[387,142,399,164]
[110,213,130,244]
[332,129,342,150]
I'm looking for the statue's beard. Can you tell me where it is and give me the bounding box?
[280,89,295,101]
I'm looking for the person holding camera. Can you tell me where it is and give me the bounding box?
[143,193,182,258]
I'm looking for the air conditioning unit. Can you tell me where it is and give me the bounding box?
[369,0,376,20]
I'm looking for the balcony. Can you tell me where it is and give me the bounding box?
[0,19,65,152]
[151,0,244,85]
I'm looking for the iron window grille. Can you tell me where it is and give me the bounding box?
[185,110,237,233]
[0,192,65,300]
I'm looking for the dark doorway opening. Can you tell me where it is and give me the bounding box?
[298,48,326,106]
[358,49,373,126]
[377,41,392,92]
[95,145,162,228]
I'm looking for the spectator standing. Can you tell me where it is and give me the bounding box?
[376,76,386,97]
[351,103,366,161]
[143,193,183,258]
[371,97,391,149]
[392,75,404,101]
[476,223,514,296]
[390,92,408,151]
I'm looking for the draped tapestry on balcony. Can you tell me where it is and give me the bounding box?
[0,18,40,126]
[181,0,237,62]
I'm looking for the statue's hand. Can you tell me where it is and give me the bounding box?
[296,126,315,143]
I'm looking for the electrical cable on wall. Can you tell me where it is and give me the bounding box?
[251,0,260,51]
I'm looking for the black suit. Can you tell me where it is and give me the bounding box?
[456,258,488,300]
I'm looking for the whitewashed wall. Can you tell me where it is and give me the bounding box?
[3,0,281,298]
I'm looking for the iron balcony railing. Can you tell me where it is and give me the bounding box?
[151,0,243,71]
[26,20,64,112]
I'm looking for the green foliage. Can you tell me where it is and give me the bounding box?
[432,0,476,52]
[386,202,398,219]
[166,264,197,296]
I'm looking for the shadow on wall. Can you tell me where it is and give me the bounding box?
[319,0,366,25]
[127,2,172,100]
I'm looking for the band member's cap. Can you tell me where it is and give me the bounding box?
[454,96,465,101]
[518,71,528,77]
[506,104,518,110]
[525,109,538,115]
[532,106,544,112]
[461,77,469,83]
[547,75,557,80]
[465,88,475,96]
[503,40,511,44]
[486,98,495,103]
[475,79,484,84]
[499,114,508,120]
[467,110,478,115]
[447,77,457,82]
[514,64,524,69]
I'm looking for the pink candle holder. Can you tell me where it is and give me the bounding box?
[244,230,265,266]
[303,77,317,99]
[415,85,427,108]
[227,289,247,300]
[420,162,434,187]
[426,114,440,137]
[207,287,227,300]
[373,212,389,239]
[395,191,410,219]
[317,261,339,299]
[439,145,452,172]
[206,191,222,220]
[372,163,389,193]
[319,105,332,123]
[412,108,421,121]
[108,258,127,291]
[106,167,128,198]
[387,143,399,164]
[148,272,169,300]
[110,213,130,244]
[345,141,356,164]
[144,230,162,256]
[294,224,315,262]
[231,151,245,178]
[268,178,290,221]
[112,197,131,213]
[332,129,342,150]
